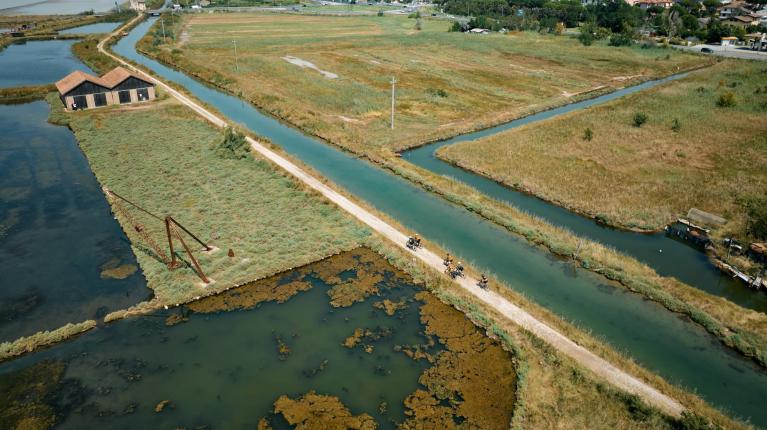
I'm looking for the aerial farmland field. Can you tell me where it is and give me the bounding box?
[141,12,708,154]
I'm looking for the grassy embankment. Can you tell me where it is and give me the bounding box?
[439,60,767,236]
[0,84,55,104]
[140,12,707,154]
[134,12,767,367]
[48,94,370,310]
[43,91,743,428]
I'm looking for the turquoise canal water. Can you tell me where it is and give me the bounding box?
[402,84,767,314]
[0,101,151,342]
[59,22,122,35]
[0,39,92,88]
[114,19,767,426]
[0,253,443,429]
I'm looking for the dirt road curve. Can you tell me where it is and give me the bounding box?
[99,16,685,418]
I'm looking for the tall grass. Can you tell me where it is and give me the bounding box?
[439,60,767,236]
[51,95,370,305]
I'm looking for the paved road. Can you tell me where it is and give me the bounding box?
[676,44,767,60]
[98,15,685,418]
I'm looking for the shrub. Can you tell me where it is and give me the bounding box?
[377,9,384,16]
[608,32,633,46]
[427,88,448,98]
[632,112,648,127]
[449,21,464,32]
[716,91,736,107]
[744,196,767,240]
[671,118,680,132]
[213,127,250,159]
[583,127,593,141]
[415,18,422,31]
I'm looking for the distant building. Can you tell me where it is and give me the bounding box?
[723,15,756,28]
[130,0,147,12]
[636,0,673,9]
[721,36,738,46]
[55,67,156,111]
[467,28,489,34]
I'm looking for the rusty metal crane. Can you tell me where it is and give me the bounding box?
[104,188,212,284]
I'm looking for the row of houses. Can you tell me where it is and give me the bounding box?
[620,0,767,26]
[55,67,156,111]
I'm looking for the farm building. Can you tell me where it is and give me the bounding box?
[55,67,156,111]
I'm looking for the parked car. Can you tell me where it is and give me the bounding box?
[701,47,713,53]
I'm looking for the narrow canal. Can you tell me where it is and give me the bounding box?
[403,83,767,314]
[115,18,767,426]
[0,101,152,341]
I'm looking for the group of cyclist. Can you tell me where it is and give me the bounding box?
[406,235,489,289]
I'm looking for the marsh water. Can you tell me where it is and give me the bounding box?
[0,39,92,88]
[402,88,767,314]
[0,250,496,429]
[0,0,118,15]
[59,21,121,35]
[109,18,767,426]
[0,100,151,342]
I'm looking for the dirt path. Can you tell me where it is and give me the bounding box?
[98,16,685,418]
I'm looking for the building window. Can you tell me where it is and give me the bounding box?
[118,90,132,104]
[136,87,149,101]
[93,93,107,107]
[72,95,87,110]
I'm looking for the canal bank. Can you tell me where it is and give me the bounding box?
[110,17,767,427]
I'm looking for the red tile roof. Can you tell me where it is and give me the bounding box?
[55,67,152,96]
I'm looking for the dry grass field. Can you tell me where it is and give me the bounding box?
[439,60,767,233]
[141,12,707,154]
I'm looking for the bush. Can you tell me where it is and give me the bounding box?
[583,127,593,141]
[415,18,422,31]
[449,21,464,32]
[427,88,448,98]
[632,112,648,127]
[716,91,737,107]
[608,32,633,46]
[377,9,384,16]
[213,127,250,160]
[744,196,767,240]
[671,118,680,132]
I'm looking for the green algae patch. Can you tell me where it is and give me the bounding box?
[309,248,388,308]
[100,261,138,280]
[342,327,393,352]
[186,248,402,313]
[373,299,408,316]
[187,279,312,314]
[0,361,67,429]
[271,391,377,430]
[401,292,516,430]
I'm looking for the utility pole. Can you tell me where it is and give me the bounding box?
[161,18,167,43]
[390,76,396,130]
[233,39,239,73]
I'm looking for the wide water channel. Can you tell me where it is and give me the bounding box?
[403,82,767,314]
[0,101,151,342]
[115,19,767,426]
